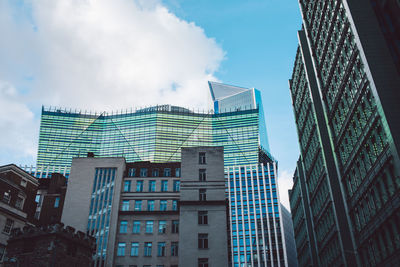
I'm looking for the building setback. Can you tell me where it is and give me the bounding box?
[289,0,400,266]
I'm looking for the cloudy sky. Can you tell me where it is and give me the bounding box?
[0,0,301,209]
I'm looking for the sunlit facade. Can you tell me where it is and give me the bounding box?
[37,105,261,171]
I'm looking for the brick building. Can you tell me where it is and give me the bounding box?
[0,164,38,261]
[35,173,67,226]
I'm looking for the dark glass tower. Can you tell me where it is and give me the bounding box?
[289,1,400,266]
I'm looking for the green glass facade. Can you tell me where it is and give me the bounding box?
[290,0,400,266]
[37,105,261,171]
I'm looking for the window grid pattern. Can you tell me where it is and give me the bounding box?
[87,168,116,265]
[226,163,285,267]
[37,108,262,170]
[298,1,400,265]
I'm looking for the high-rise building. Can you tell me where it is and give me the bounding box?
[36,104,262,172]
[209,81,270,152]
[36,82,294,267]
[289,1,400,266]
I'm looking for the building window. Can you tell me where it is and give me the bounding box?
[160,200,167,211]
[199,169,206,181]
[136,180,143,192]
[157,242,166,256]
[15,197,24,209]
[124,180,131,192]
[173,180,180,192]
[161,180,168,192]
[175,168,181,177]
[3,192,10,204]
[120,220,128,233]
[35,194,42,205]
[140,168,148,177]
[134,200,142,211]
[152,168,159,177]
[3,219,14,234]
[198,258,209,267]
[199,152,206,164]
[147,200,155,211]
[199,189,207,201]
[20,179,27,187]
[158,220,167,233]
[149,180,156,192]
[54,197,60,208]
[198,211,208,224]
[128,168,136,177]
[171,242,178,256]
[131,242,139,256]
[117,242,126,256]
[172,200,178,211]
[164,168,171,177]
[146,221,154,233]
[133,221,140,233]
[144,242,152,256]
[198,233,208,249]
[122,200,130,211]
[172,220,179,233]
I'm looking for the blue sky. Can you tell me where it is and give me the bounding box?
[163,0,303,192]
[0,0,302,208]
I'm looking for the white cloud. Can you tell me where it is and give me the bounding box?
[0,81,38,163]
[0,0,225,165]
[278,169,294,211]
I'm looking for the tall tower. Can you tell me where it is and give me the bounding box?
[208,81,270,152]
[289,1,400,266]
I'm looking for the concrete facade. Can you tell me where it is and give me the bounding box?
[179,146,228,267]
[61,156,126,266]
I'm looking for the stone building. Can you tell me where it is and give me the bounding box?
[3,223,95,267]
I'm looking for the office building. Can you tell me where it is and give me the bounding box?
[36,103,263,172]
[208,81,270,152]
[61,147,228,266]
[36,81,293,266]
[289,1,400,266]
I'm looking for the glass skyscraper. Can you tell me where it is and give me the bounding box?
[35,82,290,267]
[37,104,261,171]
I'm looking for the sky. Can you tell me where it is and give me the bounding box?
[0,0,302,209]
